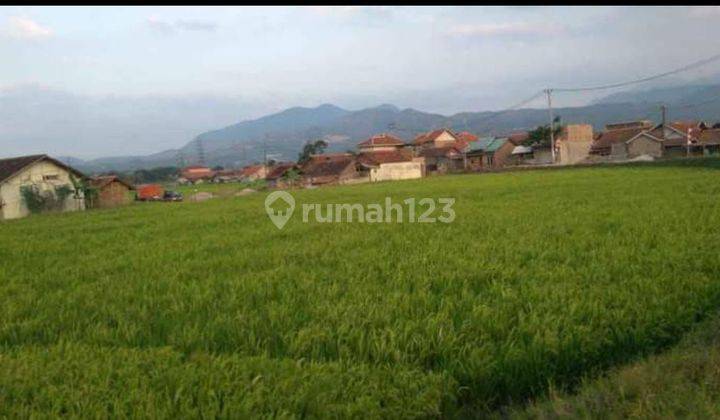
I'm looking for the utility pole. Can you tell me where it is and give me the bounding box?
[263,134,268,167]
[661,104,667,127]
[545,89,556,164]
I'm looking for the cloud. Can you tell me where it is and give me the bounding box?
[146,18,218,35]
[176,19,218,32]
[447,22,563,37]
[4,16,53,40]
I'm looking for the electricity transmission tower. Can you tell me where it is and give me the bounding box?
[196,139,206,166]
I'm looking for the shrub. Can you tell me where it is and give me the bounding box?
[19,183,75,214]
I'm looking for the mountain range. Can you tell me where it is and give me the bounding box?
[57,84,720,173]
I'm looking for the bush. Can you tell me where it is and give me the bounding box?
[19,184,75,214]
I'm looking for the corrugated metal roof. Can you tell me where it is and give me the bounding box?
[512,145,533,155]
[471,137,508,153]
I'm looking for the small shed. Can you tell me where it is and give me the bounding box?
[88,175,134,208]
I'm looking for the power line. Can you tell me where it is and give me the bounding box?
[386,90,545,136]
[551,52,720,93]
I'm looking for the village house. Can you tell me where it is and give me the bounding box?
[240,164,268,181]
[466,137,516,170]
[178,165,216,185]
[412,128,463,150]
[417,144,466,174]
[300,153,366,186]
[265,162,299,188]
[457,131,479,144]
[212,169,245,183]
[357,149,423,182]
[412,129,472,174]
[87,175,134,209]
[589,123,651,158]
[590,120,706,160]
[357,133,407,153]
[0,154,86,220]
[697,128,720,155]
[495,132,530,165]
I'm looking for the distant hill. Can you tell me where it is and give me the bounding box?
[63,85,720,173]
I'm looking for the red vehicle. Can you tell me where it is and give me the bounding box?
[135,184,164,201]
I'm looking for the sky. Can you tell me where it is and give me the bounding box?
[2,6,720,158]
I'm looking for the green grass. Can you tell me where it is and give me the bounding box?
[507,310,720,418]
[2,159,720,417]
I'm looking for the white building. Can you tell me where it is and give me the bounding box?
[0,154,86,220]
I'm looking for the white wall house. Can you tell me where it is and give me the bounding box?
[0,155,86,220]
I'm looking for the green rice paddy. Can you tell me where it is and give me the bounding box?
[1,159,720,417]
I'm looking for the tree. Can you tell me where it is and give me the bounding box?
[281,168,301,187]
[523,116,563,147]
[297,140,329,164]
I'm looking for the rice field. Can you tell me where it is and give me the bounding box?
[1,159,720,417]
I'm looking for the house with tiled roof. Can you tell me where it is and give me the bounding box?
[590,126,648,156]
[590,120,700,160]
[416,144,466,174]
[457,131,479,144]
[265,162,300,188]
[240,164,268,181]
[300,153,366,186]
[357,149,423,182]
[358,133,406,152]
[412,128,473,173]
[179,165,216,185]
[0,154,86,220]
[413,129,463,149]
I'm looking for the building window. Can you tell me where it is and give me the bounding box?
[43,174,59,181]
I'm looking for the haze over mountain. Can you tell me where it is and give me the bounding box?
[46,82,720,173]
[4,5,720,169]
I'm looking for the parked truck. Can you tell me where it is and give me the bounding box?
[135,184,164,201]
[136,184,183,202]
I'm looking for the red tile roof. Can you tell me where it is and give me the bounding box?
[358,133,405,147]
[181,166,215,181]
[413,129,459,145]
[457,131,479,143]
[507,131,530,146]
[590,127,646,154]
[301,154,356,179]
[240,165,265,177]
[418,146,464,159]
[357,150,413,166]
[670,121,703,134]
[265,162,297,180]
[699,129,720,145]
